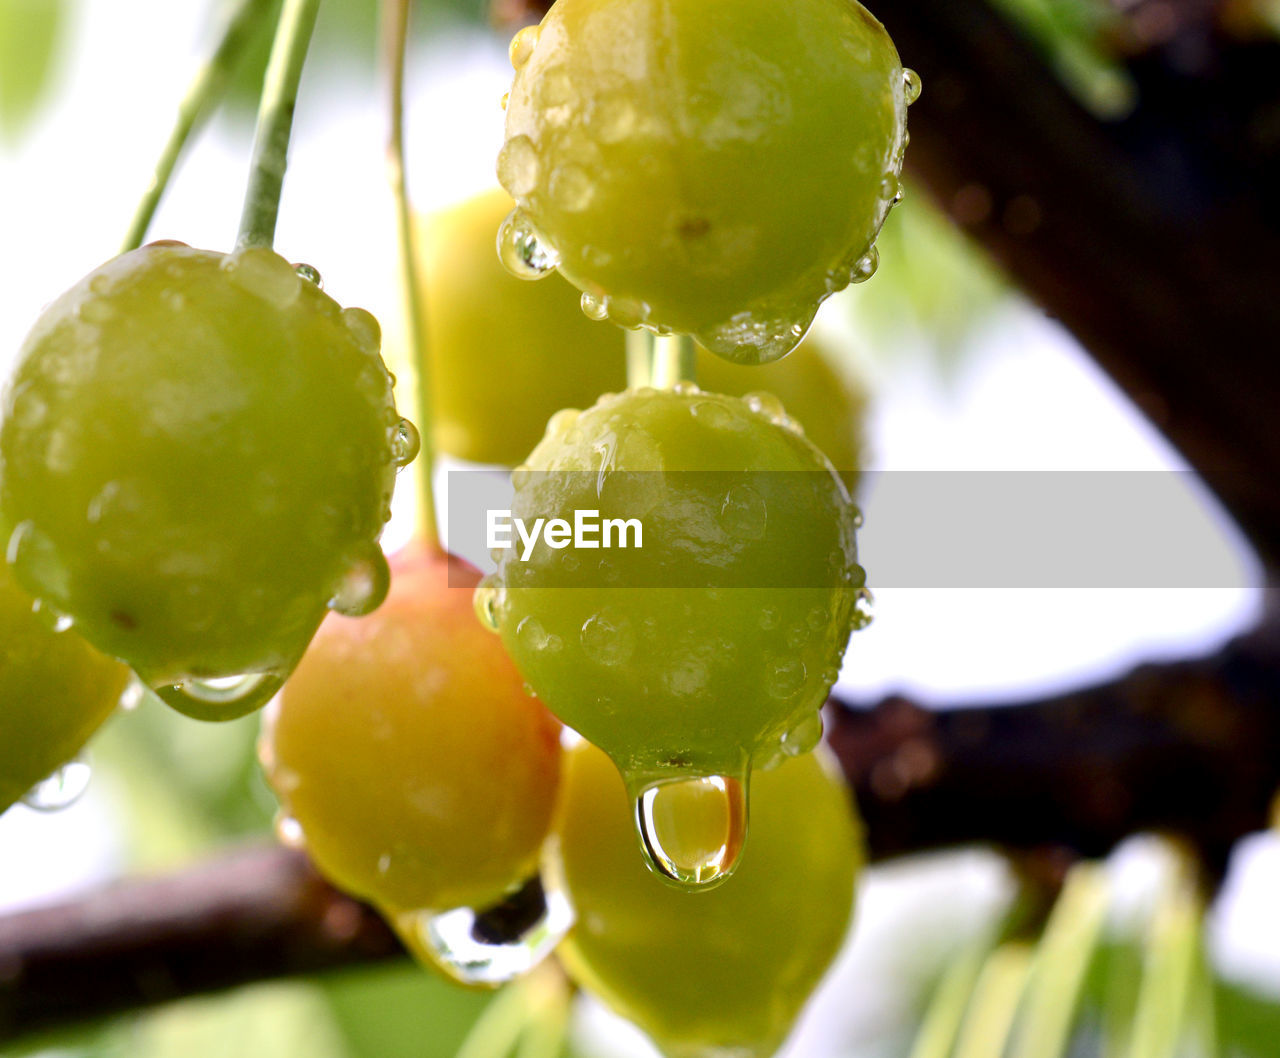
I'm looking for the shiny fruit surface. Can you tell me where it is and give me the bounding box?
[483,385,862,810]
[499,0,911,362]
[0,559,130,813]
[261,541,562,914]
[554,739,862,1058]
[0,243,413,717]
[419,187,623,466]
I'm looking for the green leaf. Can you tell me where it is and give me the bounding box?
[0,0,65,139]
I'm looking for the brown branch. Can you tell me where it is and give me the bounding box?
[3,607,1280,1040]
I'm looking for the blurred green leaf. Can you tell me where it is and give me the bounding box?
[0,0,66,140]
[1216,979,1280,1058]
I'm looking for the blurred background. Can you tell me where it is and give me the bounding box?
[0,0,1275,1055]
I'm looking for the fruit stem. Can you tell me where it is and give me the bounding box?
[121,0,275,253]
[455,976,531,1058]
[235,0,321,250]
[651,334,697,389]
[625,329,653,389]
[381,0,440,554]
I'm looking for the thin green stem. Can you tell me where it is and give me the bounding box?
[455,983,531,1058]
[122,0,275,253]
[908,931,997,1058]
[650,334,696,389]
[625,329,653,390]
[514,963,573,1058]
[381,0,439,553]
[235,0,320,250]
[1126,883,1201,1058]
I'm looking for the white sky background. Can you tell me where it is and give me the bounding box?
[0,0,1275,1046]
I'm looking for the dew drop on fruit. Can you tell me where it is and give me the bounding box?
[222,247,301,308]
[342,307,382,355]
[498,208,560,280]
[580,608,636,666]
[781,711,824,758]
[719,484,768,541]
[697,304,815,365]
[21,755,92,812]
[390,418,420,468]
[634,773,748,889]
[903,68,923,105]
[294,262,323,287]
[472,578,503,632]
[396,873,573,986]
[496,135,540,198]
[328,549,391,617]
[880,174,901,202]
[580,290,609,321]
[155,671,286,721]
[851,586,875,630]
[508,24,541,70]
[849,246,880,285]
[274,812,307,849]
[766,655,807,699]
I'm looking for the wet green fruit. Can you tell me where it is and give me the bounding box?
[262,541,562,915]
[554,739,862,1058]
[0,242,416,720]
[479,385,864,886]
[0,559,131,814]
[499,0,914,362]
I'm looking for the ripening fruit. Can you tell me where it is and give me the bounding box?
[416,186,868,481]
[0,242,416,720]
[0,559,131,814]
[499,0,916,363]
[553,739,862,1058]
[478,385,865,887]
[260,540,565,983]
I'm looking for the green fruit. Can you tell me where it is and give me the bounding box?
[479,385,864,886]
[262,540,562,917]
[419,188,624,466]
[499,0,914,363]
[554,739,862,1058]
[0,559,131,814]
[0,242,415,720]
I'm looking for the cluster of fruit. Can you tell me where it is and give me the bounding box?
[0,0,913,1053]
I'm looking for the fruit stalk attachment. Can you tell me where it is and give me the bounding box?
[236,0,321,250]
[121,0,276,253]
[381,0,439,550]
[650,334,696,390]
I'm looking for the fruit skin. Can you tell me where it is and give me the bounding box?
[485,385,862,790]
[0,559,130,814]
[554,739,862,1058]
[420,187,623,466]
[500,0,909,362]
[261,541,562,914]
[415,185,869,481]
[0,242,408,706]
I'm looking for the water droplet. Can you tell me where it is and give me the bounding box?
[342,307,382,353]
[154,672,285,721]
[743,391,786,423]
[397,873,573,986]
[720,484,767,541]
[635,773,748,889]
[498,209,559,280]
[294,262,323,287]
[22,755,92,812]
[473,576,503,631]
[671,380,699,397]
[496,135,539,198]
[880,173,901,202]
[549,164,594,212]
[222,247,301,308]
[391,418,420,468]
[903,68,923,105]
[580,291,609,321]
[852,586,875,630]
[759,606,779,630]
[274,812,306,848]
[766,656,807,699]
[781,712,824,757]
[697,304,815,365]
[534,65,573,107]
[516,615,552,650]
[849,246,880,284]
[852,507,865,530]
[508,24,541,70]
[690,399,735,430]
[499,91,510,111]
[604,296,649,329]
[580,608,635,666]
[786,623,809,650]
[328,549,391,616]
[589,94,637,143]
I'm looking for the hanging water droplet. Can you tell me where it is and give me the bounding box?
[391,417,420,468]
[852,586,875,630]
[498,209,559,280]
[328,549,391,617]
[580,290,609,321]
[849,246,880,284]
[496,135,540,198]
[397,873,574,986]
[508,24,541,70]
[22,755,92,812]
[903,68,923,105]
[154,671,286,721]
[294,262,323,287]
[634,773,748,889]
[274,812,307,849]
[222,247,301,308]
